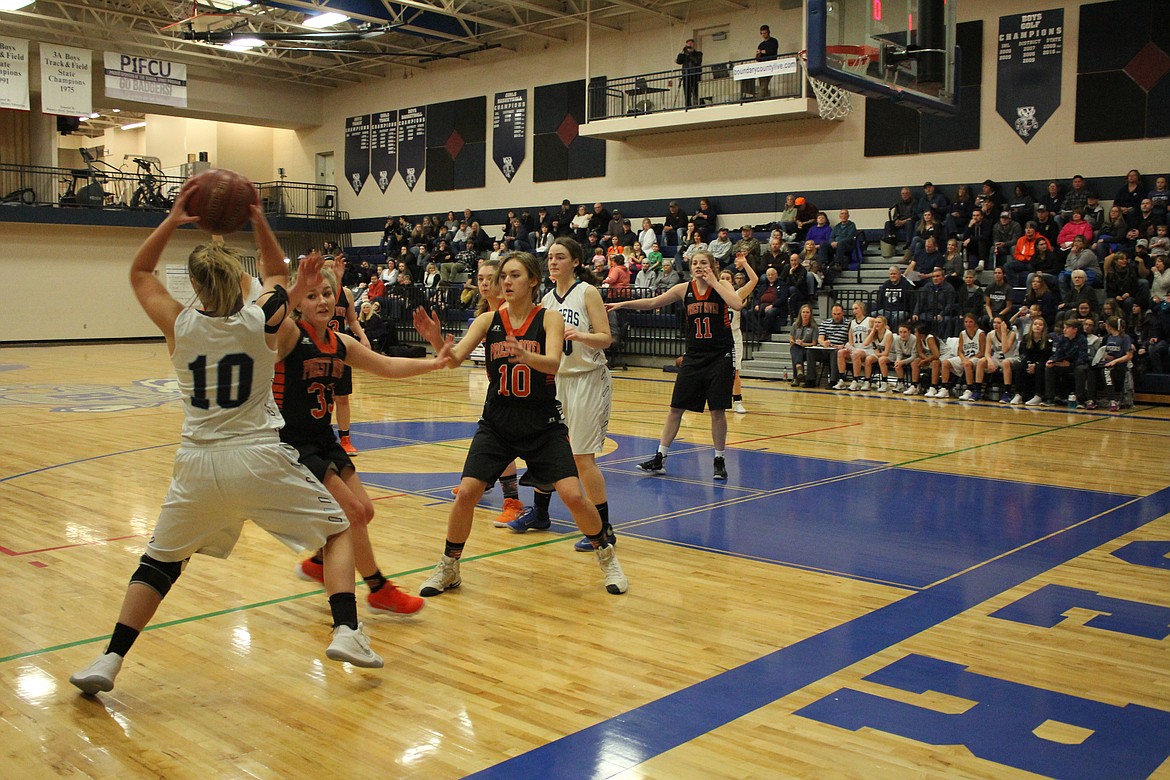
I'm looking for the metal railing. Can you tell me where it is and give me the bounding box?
[588,54,804,121]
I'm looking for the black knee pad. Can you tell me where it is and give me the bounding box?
[130,554,185,597]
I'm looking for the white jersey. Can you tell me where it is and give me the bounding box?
[170,305,284,444]
[959,328,982,359]
[988,330,1019,361]
[891,333,917,360]
[849,316,873,347]
[541,281,607,376]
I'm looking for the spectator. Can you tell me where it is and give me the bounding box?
[1098,315,1135,411]
[1146,299,1170,372]
[920,181,950,223]
[752,266,785,340]
[875,265,914,327]
[1033,203,1061,248]
[606,209,625,241]
[638,218,658,254]
[1057,209,1094,252]
[885,187,920,249]
[1058,269,1098,324]
[941,314,986,400]
[1150,175,1169,219]
[907,236,944,283]
[1040,181,1063,216]
[1114,169,1146,225]
[793,196,818,241]
[963,209,993,270]
[602,254,631,294]
[709,226,734,267]
[656,257,682,292]
[662,200,688,246]
[885,321,918,392]
[906,320,942,395]
[908,209,944,262]
[754,25,780,98]
[1043,319,1092,407]
[1132,198,1166,242]
[681,223,708,263]
[733,225,762,272]
[1060,175,1092,224]
[914,268,958,337]
[1007,182,1036,226]
[1149,253,1170,305]
[1055,233,1099,298]
[975,179,1002,214]
[834,300,874,390]
[1083,193,1106,232]
[1094,205,1130,260]
[569,205,591,242]
[955,269,986,321]
[1023,275,1060,332]
[422,262,440,293]
[1017,316,1054,405]
[761,236,787,274]
[994,212,1025,277]
[588,202,612,238]
[826,209,858,276]
[789,303,819,387]
[534,224,555,258]
[1105,250,1148,309]
[634,257,661,289]
[941,238,966,288]
[777,194,798,236]
[1028,237,1062,289]
[614,219,637,248]
[676,38,703,108]
[944,184,974,240]
[646,242,664,272]
[818,304,850,388]
[691,198,716,241]
[553,199,575,237]
[778,253,809,325]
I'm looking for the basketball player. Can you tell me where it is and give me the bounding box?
[275,263,452,616]
[414,252,628,596]
[719,252,758,413]
[507,237,618,552]
[322,254,368,456]
[607,250,745,481]
[71,188,381,696]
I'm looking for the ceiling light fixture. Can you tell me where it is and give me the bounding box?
[222,36,265,51]
[0,0,36,11]
[120,121,147,130]
[303,12,349,29]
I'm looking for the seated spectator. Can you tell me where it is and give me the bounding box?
[614,218,638,248]
[656,257,682,292]
[1133,198,1166,242]
[1059,234,1100,296]
[913,268,958,338]
[1033,203,1061,248]
[944,184,975,240]
[975,179,1002,216]
[885,322,918,393]
[662,200,688,246]
[984,266,1014,326]
[825,209,858,276]
[1149,253,1170,305]
[907,237,944,283]
[761,236,787,274]
[709,226,734,268]
[941,238,966,288]
[834,300,874,390]
[606,235,625,260]
[691,198,716,241]
[638,218,658,254]
[806,212,832,250]
[1115,169,1146,225]
[533,224,555,258]
[1057,209,1094,251]
[1028,237,1062,289]
[793,197,818,241]
[1059,175,1092,225]
[862,316,895,391]
[1057,269,1098,323]
[876,265,914,327]
[733,225,762,272]
[1150,176,1169,219]
[1044,319,1093,407]
[570,205,591,242]
[1152,223,1170,256]
[906,320,942,395]
[1094,205,1130,259]
[421,262,440,293]
[955,269,986,321]
[602,254,630,294]
[777,194,798,236]
[777,253,808,324]
[789,303,819,387]
[752,266,785,340]
[1040,181,1063,216]
[1002,217,1033,286]
[962,209,993,270]
[1023,274,1060,329]
[908,210,944,262]
[1017,316,1054,405]
[590,249,608,279]
[627,244,647,273]
[357,301,388,352]
[1104,250,1149,310]
[1007,182,1035,226]
[450,220,471,251]
[978,315,1017,401]
[939,314,986,399]
[366,272,386,302]
[587,202,611,239]
[884,187,921,249]
[680,223,708,263]
[818,304,850,388]
[634,258,661,289]
[920,181,950,222]
[645,242,664,271]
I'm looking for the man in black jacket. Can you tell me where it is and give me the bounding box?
[676,38,703,107]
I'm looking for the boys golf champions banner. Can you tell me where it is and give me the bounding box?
[996,9,1063,142]
[493,90,526,183]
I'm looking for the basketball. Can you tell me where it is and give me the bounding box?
[185,169,258,235]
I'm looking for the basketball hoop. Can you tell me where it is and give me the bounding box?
[798,46,875,121]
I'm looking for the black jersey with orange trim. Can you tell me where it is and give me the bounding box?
[274,321,348,443]
[328,287,353,335]
[482,304,562,435]
[684,280,733,357]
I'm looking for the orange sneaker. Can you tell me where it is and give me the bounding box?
[492,497,525,527]
[296,557,324,583]
[367,584,425,615]
[339,435,358,456]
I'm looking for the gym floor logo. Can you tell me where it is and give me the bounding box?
[0,378,181,412]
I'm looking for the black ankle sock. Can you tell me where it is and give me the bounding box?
[534,489,552,519]
[363,570,387,593]
[732,394,743,401]
[106,622,140,657]
[310,552,324,565]
[444,540,466,560]
[595,501,610,527]
[338,428,350,439]
[500,474,519,500]
[328,592,358,630]
[584,529,607,549]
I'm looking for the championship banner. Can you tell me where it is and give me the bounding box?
[493,90,526,183]
[996,9,1063,143]
[40,44,90,116]
[369,109,397,193]
[732,57,797,81]
[344,114,371,195]
[0,37,30,111]
[396,106,426,192]
[104,53,187,108]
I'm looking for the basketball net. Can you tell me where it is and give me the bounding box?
[798,48,872,121]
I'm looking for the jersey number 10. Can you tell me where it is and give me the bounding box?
[497,364,531,398]
[188,353,255,409]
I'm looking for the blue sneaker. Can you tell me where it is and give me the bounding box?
[573,533,617,552]
[506,506,551,533]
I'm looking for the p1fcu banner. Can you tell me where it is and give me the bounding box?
[493,90,526,183]
[369,110,397,193]
[0,37,29,111]
[996,9,1063,143]
[344,114,371,195]
[396,106,426,192]
[40,44,90,116]
[104,53,187,108]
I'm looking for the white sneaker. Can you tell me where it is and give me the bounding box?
[597,544,628,595]
[833,379,847,390]
[419,554,462,597]
[848,380,860,391]
[904,385,920,396]
[893,381,904,392]
[1009,393,1024,405]
[959,389,974,401]
[924,387,938,397]
[936,387,950,398]
[1025,395,1042,406]
[326,623,384,668]
[875,380,887,392]
[70,652,124,695]
[860,380,872,391]
[733,400,747,414]
[975,262,985,272]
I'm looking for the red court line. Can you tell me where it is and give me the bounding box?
[372,493,407,501]
[0,533,148,557]
[729,422,862,447]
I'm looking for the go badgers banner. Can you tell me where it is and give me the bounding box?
[996,9,1063,143]
[105,53,187,108]
[0,37,29,111]
[41,44,90,116]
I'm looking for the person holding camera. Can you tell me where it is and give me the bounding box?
[676,38,703,108]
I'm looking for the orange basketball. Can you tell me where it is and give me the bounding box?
[185,168,258,235]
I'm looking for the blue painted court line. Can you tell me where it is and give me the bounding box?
[469,486,1170,779]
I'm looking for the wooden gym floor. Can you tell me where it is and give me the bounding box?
[1,341,1168,779]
